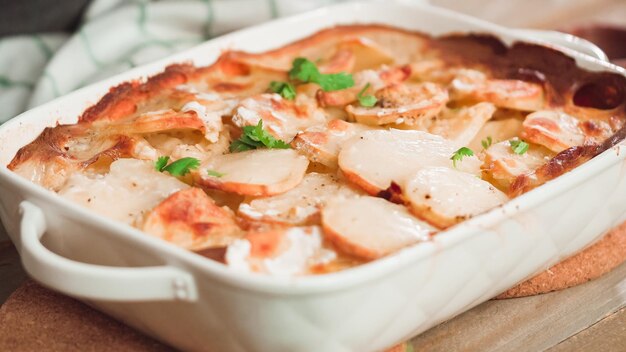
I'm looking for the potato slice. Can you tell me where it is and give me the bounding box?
[450,69,544,111]
[232,93,326,142]
[483,140,551,186]
[105,109,206,136]
[291,120,372,168]
[143,188,242,250]
[225,226,336,276]
[321,196,435,259]
[239,173,360,225]
[58,159,188,225]
[403,167,508,229]
[338,129,481,194]
[196,149,309,196]
[332,37,394,72]
[428,102,496,147]
[346,82,448,126]
[468,118,523,152]
[521,110,585,152]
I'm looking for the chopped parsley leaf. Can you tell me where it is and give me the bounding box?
[288,57,354,92]
[155,156,200,176]
[481,136,493,150]
[357,83,378,107]
[229,120,290,153]
[269,81,296,100]
[510,139,529,155]
[451,147,474,168]
[155,156,169,172]
[206,169,225,178]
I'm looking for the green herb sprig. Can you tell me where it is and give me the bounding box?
[229,120,290,153]
[481,136,493,150]
[269,81,296,100]
[155,156,200,176]
[206,169,225,178]
[509,139,529,155]
[451,147,474,168]
[356,83,378,107]
[288,57,354,92]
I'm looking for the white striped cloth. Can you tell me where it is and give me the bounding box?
[0,0,599,124]
[0,0,357,123]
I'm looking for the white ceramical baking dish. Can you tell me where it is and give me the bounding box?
[1,2,625,351]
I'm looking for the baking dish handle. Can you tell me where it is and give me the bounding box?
[18,201,198,302]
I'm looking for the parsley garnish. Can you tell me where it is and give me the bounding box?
[481,136,493,150]
[451,147,474,168]
[288,57,354,92]
[509,139,529,155]
[206,169,225,178]
[269,81,296,100]
[357,83,378,107]
[155,156,169,172]
[229,120,290,153]
[155,156,200,176]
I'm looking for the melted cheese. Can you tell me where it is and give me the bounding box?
[225,226,335,276]
[239,172,361,225]
[232,94,327,142]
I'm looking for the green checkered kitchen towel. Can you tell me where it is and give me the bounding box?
[0,0,366,124]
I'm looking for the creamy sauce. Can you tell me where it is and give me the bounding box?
[58,159,188,225]
[239,173,360,224]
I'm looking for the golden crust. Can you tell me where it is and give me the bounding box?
[142,188,242,251]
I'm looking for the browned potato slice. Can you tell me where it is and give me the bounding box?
[196,149,309,196]
[338,129,481,195]
[143,188,242,250]
[483,140,551,186]
[232,93,326,142]
[428,102,496,147]
[450,69,544,111]
[346,82,448,126]
[521,110,585,152]
[321,196,435,260]
[332,37,394,72]
[239,173,360,225]
[58,159,189,225]
[291,119,372,167]
[403,167,508,229]
[106,109,206,135]
[225,226,336,276]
